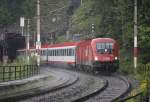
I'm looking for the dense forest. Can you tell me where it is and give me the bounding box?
[0,0,150,71]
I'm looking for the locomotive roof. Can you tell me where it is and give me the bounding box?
[45,42,78,48]
[92,38,115,42]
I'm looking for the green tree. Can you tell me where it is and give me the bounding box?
[0,7,12,28]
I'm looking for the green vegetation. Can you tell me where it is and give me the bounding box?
[0,56,38,82]
[0,0,36,28]
[70,0,150,73]
[71,1,150,101]
[56,35,71,43]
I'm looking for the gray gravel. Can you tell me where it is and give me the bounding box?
[19,68,105,102]
[85,75,130,102]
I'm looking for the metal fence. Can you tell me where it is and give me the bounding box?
[0,65,39,82]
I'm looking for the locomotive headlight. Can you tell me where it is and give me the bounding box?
[95,56,98,61]
[115,57,118,60]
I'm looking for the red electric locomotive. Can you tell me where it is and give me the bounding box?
[76,38,119,73]
[17,38,119,73]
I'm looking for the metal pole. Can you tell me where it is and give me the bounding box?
[134,0,138,69]
[21,27,24,36]
[81,0,82,5]
[36,0,41,66]
[27,19,30,64]
[36,0,41,47]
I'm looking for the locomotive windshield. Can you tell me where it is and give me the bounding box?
[96,43,113,54]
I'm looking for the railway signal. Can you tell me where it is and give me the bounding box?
[92,23,95,37]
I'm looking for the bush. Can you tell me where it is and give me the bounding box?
[0,56,37,66]
[119,57,134,75]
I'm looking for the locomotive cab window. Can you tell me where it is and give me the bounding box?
[96,43,113,54]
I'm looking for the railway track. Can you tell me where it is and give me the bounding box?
[0,67,79,102]
[18,67,130,102]
[74,74,130,102]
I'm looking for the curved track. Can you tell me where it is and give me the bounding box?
[18,67,130,102]
[83,75,130,102]
[0,67,79,102]
[19,67,106,102]
[0,66,130,102]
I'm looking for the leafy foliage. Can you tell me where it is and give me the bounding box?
[0,0,36,28]
[70,0,150,66]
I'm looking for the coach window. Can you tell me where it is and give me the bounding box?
[57,49,58,56]
[56,49,58,56]
[57,49,60,56]
[55,50,56,56]
[44,50,46,55]
[68,49,71,56]
[60,49,62,56]
[70,49,72,56]
[68,49,70,56]
[71,49,73,56]
[64,49,66,56]
[41,50,43,55]
[49,50,50,56]
[42,50,44,55]
[52,50,54,56]
[40,50,42,55]
[59,49,62,56]
[65,49,67,56]
[48,50,49,56]
[43,50,45,55]
[66,49,68,56]
[53,50,54,56]
[59,49,61,56]
[62,49,64,56]
[51,50,53,56]
[61,49,63,56]
[62,49,63,56]
[55,50,57,56]
[57,49,59,56]
[72,49,75,56]
[67,49,69,56]
[64,49,65,56]
[51,50,52,56]
[49,50,51,56]
[59,49,60,56]
[55,49,58,56]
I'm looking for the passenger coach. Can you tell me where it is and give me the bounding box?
[17,38,119,73]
